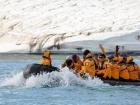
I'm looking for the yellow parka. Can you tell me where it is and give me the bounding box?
[103,61,112,79]
[111,62,119,80]
[74,60,83,74]
[81,58,95,78]
[40,58,51,66]
[127,63,139,81]
[96,60,112,79]
[119,64,129,80]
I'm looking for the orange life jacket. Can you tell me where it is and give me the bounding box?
[127,63,139,81]
[111,63,119,80]
[40,58,51,66]
[103,62,112,79]
[119,64,129,80]
[81,59,95,78]
[74,60,83,73]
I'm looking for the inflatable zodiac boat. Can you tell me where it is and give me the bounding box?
[23,64,140,86]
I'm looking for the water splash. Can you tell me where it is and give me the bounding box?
[0,68,108,88]
[0,72,26,87]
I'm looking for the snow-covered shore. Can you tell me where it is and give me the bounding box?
[0,0,140,53]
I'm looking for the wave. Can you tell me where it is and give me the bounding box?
[0,68,108,88]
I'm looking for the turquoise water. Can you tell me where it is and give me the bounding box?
[0,54,140,105]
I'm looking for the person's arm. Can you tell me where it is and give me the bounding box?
[120,46,127,56]
[99,44,106,54]
[114,45,119,57]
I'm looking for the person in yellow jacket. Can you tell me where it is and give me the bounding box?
[126,56,139,81]
[103,61,112,79]
[110,57,120,80]
[96,54,112,79]
[61,55,74,69]
[96,54,106,77]
[118,57,129,80]
[40,50,52,66]
[61,55,82,74]
[72,54,83,74]
[83,49,92,61]
[80,53,96,78]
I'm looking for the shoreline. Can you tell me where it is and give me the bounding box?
[0,50,140,56]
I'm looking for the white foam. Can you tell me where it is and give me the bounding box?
[0,72,26,87]
[0,68,108,88]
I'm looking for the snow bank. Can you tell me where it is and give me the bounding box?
[0,0,140,53]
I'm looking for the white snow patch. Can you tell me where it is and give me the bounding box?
[0,0,140,52]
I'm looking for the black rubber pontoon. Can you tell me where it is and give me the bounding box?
[102,79,140,86]
[23,64,60,79]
